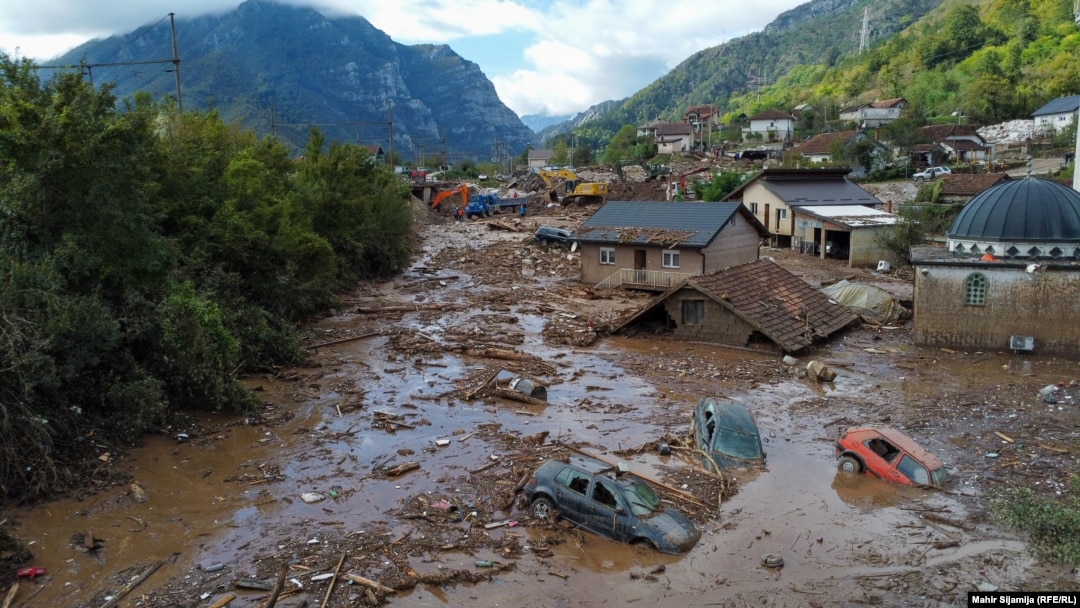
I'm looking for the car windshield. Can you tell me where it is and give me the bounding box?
[624,478,661,516]
[713,428,763,459]
[929,465,948,487]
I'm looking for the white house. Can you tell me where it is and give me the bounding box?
[655,122,694,154]
[744,109,795,143]
[838,98,906,128]
[1032,94,1080,136]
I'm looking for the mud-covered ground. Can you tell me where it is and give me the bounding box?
[3,193,1078,608]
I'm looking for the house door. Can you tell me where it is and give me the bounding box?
[634,249,647,283]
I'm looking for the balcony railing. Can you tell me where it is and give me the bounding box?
[595,268,694,291]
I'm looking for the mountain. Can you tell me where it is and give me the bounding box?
[537,100,624,145]
[519,113,572,133]
[52,0,537,160]
[568,0,943,146]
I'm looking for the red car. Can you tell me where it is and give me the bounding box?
[835,426,947,488]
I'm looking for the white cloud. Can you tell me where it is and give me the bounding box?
[0,0,806,115]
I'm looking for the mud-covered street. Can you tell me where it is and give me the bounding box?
[5,199,1079,608]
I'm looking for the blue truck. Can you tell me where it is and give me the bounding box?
[466,194,525,218]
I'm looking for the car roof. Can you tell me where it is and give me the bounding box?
[845,425,943,468]
[697,397,759,435]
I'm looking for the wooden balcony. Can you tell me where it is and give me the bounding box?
[595,268,694,291]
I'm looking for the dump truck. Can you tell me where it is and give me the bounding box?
[465,194,525,218]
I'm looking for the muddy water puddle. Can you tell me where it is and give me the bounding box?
[10,307,1054,607]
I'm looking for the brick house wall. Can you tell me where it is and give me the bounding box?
[660,288,758,345]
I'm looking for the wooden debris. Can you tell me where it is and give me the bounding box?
[993,431,1015,444]
[2,583,18,608]
[386,462,420,477]
[309,331,380,350]
[470,461,499,475]
[208,594,236,608]
[98,561,164,608]
[354,303,445,314]
[262,562,288,608]
[344,573,396,595]
[493,388,547,406]
[465,368,502,400]
[319,552,347,608]
[235,578,275,591]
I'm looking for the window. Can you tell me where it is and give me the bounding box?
[592,480,619,509]
[750,203,759,215]
[682,300,705,324]
[964,273,988,306]
[778,208,788,220]
[662,250,680,268]
[599,247,615,265]
[897,455,930,485]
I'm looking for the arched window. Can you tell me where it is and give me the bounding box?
[964,273,988,306]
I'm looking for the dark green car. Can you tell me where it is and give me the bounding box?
[691,397,765,470]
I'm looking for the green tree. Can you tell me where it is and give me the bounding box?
[603,125,640,163]
[551,139,570,165]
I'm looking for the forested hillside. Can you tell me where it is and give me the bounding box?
[566,0,1078,151]
[0,54,412,499]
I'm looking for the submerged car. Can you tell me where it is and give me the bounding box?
[522,455,700,554]
[691,397,765,470]
[534,226,574,244]
[835,425,947,488]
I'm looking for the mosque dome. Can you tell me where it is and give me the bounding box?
[947,177,1080,259]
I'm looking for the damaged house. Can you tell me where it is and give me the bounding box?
[578,201,767,288]
[612,259,859,353]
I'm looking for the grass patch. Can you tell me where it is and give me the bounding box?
[989,473,1080,566]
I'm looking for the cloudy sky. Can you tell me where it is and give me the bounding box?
[0,0,806,117]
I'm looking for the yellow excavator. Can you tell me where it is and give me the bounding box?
[537,169,608,205]
[430,183,468,212]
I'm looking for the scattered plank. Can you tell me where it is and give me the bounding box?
[493,388,547,407]
[344,573,395,595]
[386,462,420,477]
[470,461,499,475]
[319,552,347,608]
[2,583,18,608]
[354,303,445,314]
[994,431,1015,444]
[465,368,502,400]
[309,331,380,350]
[98,561,164,608]
[261,562,288,608]
[208,594,236,608]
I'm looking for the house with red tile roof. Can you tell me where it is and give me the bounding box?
[745,109,795,143]
[611,259,858,353]
[838,98,907,128]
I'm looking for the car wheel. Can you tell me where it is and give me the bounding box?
[530,497,556,520]
[915,176,924,182]
[837,455,862,473]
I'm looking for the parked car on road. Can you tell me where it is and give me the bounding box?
[522,455,701,554]
[835,425,947,487]
[691,398,765,470]
[534,226,574,244]
[913,166,951,181]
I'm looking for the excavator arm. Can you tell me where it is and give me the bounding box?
[431,184,468,211]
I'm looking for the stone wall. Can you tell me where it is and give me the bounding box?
[913,265,1080,355]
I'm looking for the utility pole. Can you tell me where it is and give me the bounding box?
[269,102,276,138]
[858,8,870,56]
[417,144,426,170]
[169,13,183,114]
[387,100,394,171]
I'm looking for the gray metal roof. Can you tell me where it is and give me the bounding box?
[577,201,742,248]
[759,179,882,207]
[949,177,1080,241]
[1032,94,1080,117]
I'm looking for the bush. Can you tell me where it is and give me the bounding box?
[990,474,1080,565]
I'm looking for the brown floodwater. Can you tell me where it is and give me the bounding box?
[8,274,1049,607]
